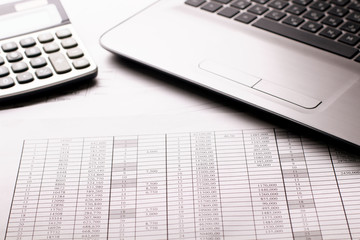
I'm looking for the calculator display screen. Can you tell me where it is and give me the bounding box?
[0,0,67,40]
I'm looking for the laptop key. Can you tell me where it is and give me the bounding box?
[265,10,286,21]
[303,10,324,21]
[328,6,349,17]
[185,0,206,7]
[321,16,343,27]
[301,21,323,33]
[252,0,270,4]
[283,15,304,27]
[319,27,342,39]
[253,18,359,58]
[231,0,251,9]
[340,22,360,33]
[235,12,257,23]
[214,0,232,3]
[268,0,289,10]
[248,5,269,15]
[310,1,330,11]
[201,2,223,12]
[292,0,313,6]
[339,33,360,46]
[285,4,306,15]
[218,7,240,18]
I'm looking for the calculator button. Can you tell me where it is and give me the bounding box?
[20,37,36,48]
[16,72,34,84]
[1,42,18,52]
[25,47,42,58]
[56,29,72,39]
[73,58,90,69]
[0,77,15,89]
[35,67,53,79]
[0,66,10,77]
[11,62,29,73]
[61,38,78,49]
[49,53,72,74]
[67,47,84,59]
[38,33,54,43]
[6,51,23,62]
[43,42,60,53]
[0,56,4,65]
[30,57,47,68]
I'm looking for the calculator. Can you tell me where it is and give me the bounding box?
[0,0,98,101]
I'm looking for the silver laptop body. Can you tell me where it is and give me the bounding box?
[101,0,360,147]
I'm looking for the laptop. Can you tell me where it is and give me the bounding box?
[100,0,360,147]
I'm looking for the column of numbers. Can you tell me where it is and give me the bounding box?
[73,137,113,239]
[32,138,83,239]
[243,129,292,239]
[6,140,48,240]
[135,135,167,239]
[167,133,196,239]
[191,132,223,240]
[108,136,138,239]
[276,130,322,240]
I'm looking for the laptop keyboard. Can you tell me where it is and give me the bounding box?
[185,0,360,62]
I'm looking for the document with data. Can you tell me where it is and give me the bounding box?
[4,128,360,240]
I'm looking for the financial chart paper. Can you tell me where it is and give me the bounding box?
[5,129,360,239]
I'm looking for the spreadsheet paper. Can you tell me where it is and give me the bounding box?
[4,129,360,239]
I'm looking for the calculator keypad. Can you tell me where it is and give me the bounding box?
[0,25,96,98]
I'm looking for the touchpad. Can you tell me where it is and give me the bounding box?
[199,60,322,109]
[199,55,359,110]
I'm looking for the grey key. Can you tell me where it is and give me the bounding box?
[231,0,251,9]
[303,10,324,21]
[319,27,342,39]
[0,77,15,89]
[67,47,84,59]
[268,0,289,9]
[25,47,42,58]
[235,12,257,23]
[346,12,360,23]
[340,22,360,34]
[283,15,304,27]
[328,6,348,17]
[43,42,60,53]
[201,2,223,12]
[1,42,18,52]
[35,67,53,79]
[248,4,269,15]
[285,4,306,15]
[20,37,36,48]
[253,18,359,58]
[38,33,54,43]
[339,33,360,46]
[218,7,239,18]
[61,38,78,49]
[73,58,90,69]
[17,72,34,84]
[49,53,72,74]
[6,51,23,62]
[11,62,29,73]
[301,21,323,33]
[30,57,47,68]
[0,56,4,65]
[56,29,72,39]
[0,66,9,77]
[322,16,343,27]
[265,10,286,21]
[185,0,206,7]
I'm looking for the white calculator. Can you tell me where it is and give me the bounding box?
[0,0,98,101]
